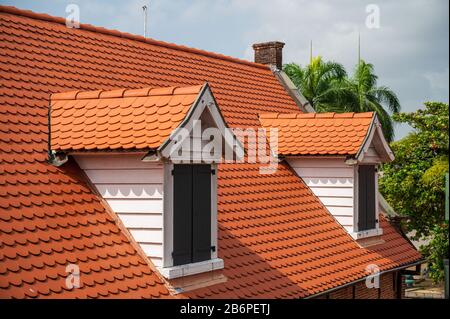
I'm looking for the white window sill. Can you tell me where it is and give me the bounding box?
[349,227,383,240]
[157,258,224,279]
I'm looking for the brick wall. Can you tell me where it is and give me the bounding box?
[354,279,379,299]
[319,271,403,299]
[328,285,353,299]
[400,273,406,298]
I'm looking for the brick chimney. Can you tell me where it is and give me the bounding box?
[252,41,285,70]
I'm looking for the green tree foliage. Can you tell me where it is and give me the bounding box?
[283,59,400,142]
[343,61,401,142]
[421,223,449,283]
[379,102,449,282]
[284,57,348,112]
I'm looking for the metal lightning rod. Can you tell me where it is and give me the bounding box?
[143,5,148,38]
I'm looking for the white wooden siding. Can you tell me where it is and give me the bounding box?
[361,146,382,163]
[74,154,164,266]
[287,157,355,232]
[169,109,223,163]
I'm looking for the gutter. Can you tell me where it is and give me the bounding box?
[304,259,425,299]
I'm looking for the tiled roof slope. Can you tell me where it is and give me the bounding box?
[51,85,203,151]
[259,112,374,156]
[0,6,421,298]
[0,7,174,298]
[181,163,421,298]
[0,160,170,298]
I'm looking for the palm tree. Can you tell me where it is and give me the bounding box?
[344,60,401,142]
[284,56,350,112]
[284,57,401,142]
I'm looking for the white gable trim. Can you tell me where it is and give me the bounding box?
[355,114,395,163]
[158,83,244,161]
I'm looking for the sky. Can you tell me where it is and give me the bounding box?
[2,0,448,140]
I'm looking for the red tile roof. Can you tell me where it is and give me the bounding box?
[50,85,203,151]
[0,5,421,298]
[259,112,374,156]
[0,156,170,298]
[181,163,421,298]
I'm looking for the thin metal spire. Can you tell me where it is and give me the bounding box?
[143,5,148,38]
[358,31,361,65]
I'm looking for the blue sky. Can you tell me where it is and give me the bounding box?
[2,0,448,140]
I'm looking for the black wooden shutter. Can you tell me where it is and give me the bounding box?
[192,165,212,263]
[173,164,211,266]
[366,166,376,229]
[358,165,376,231]
[172,164,193,266]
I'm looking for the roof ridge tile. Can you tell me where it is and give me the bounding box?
[278,113,298,119]
[296,113,315,119]
[353,111,374,118]
[76,90,102,100]
[51,90,79,101]
[259,112,280,119]
[334,112,355,118]
[315,112,336,118]
[0,5,269,71]
[99,88,125,99]
[173,84,204,95]
[123,87,152,98]
[51,84,204,102]
[149,86,177,96]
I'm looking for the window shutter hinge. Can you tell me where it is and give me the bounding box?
[211,246,216,252]
[211,169,216,175]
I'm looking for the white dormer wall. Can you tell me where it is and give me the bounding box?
[74,154,165,267]
[286,115,394,240]
[169,106,223,164]
[287,146,384,238]
[288,157,356,233]
[360,146,382,164]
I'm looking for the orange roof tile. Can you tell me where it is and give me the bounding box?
[259,112,374,156]
[50,84,204,151]
[179,163,421,298]
[0,5,421,299]
[0,157,170,298]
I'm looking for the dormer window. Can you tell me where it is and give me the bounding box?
[357,165,377,232]
[160,162,224,279]
[172,164,213,266]
[49,83,242,285]
[259,112,394,242]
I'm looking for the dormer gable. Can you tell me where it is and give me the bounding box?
[259,112,394,244]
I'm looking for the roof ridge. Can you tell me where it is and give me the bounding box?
[259,111,374,120]
[0,5,269,71]
[51,84,204,101]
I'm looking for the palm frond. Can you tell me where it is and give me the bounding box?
[370,86,401,113]
[367,99,395,142]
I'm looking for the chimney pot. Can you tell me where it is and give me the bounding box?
[252,41,285,70]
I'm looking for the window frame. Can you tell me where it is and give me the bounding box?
[352,163,382,239]
[172,163,213,266]
[162,161,219,269]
